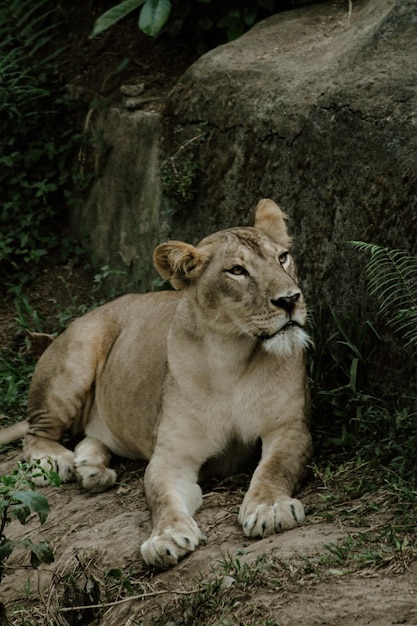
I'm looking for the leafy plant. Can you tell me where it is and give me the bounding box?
[90,0,287,43]
[91,0,172,38]
[217,552,271,588]
[351,242,417,352]
[0,462,57,621]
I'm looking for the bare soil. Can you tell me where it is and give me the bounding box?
[1,4,417,624]
[2,440,417,625]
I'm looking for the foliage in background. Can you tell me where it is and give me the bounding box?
[91,0,289,42]
[351,242,417,353]
[0,350,34,427]
[0,0,81,291]
[309,240,417,469]
[309,296,417,485]
[309,306,380,447]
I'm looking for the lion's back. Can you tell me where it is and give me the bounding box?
[28,290,182,459]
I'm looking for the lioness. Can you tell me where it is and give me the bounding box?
[0,199,312,568]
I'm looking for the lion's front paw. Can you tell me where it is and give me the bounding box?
[141,517,206,568]
[238,496,305,538]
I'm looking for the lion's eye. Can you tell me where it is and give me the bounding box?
[278,252,289,266]
[226,265,248,276]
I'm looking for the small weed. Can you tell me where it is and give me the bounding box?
[154,553,286,625]
[154,577,226,626]
[217,552,271,588]
[317,528,417,575]
[93,264,129,293]
[13,295,46,334]
[161,125,208,206]
[104,566,136,597]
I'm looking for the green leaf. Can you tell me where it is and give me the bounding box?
[12,503,31,525]
[139,0,171,37]
[90,0,146,38]
[0,539,14,562]
[29,541,54,567]
[12,490,50,524]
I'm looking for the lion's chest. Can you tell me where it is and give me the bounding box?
[163,346,290,449]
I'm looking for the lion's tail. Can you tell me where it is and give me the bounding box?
[0,420,29,445]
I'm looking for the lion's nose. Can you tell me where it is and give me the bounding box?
[271,292,301,313]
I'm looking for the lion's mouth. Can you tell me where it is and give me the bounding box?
[257,320,303,341]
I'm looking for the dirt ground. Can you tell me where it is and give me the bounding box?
[1,436,417,625]
[1,3,417,624]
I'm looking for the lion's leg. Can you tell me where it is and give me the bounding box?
[73,437,117,493]
[140,452,206,568]
[24,320,105,485]
[238,424,312,538]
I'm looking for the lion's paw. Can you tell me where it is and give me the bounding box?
[238,497,305,538]
[29,450,76,485]
[76,464,117,493]
[141,518,206,568]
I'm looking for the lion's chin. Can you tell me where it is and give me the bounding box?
[261,326,311,357]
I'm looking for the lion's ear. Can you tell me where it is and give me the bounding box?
[153,241,209,290]
[254,198,292,248]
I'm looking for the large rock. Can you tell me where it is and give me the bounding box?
[72,108,163,292]
[73,0,417,396]
[167,0,417,395]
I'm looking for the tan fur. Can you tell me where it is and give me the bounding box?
[0,199,312,568]
[0,420,29,444]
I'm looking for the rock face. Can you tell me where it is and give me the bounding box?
[73,0,417,395]
[167,0,417,395]
[72,108,163,292]
[170,0,417,262]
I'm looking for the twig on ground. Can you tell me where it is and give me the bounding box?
[58,587,198,612]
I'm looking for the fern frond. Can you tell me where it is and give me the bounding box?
[393,307,417,349]
[15,0,52,29]
[0,0,63,122]
[351,241,417,352]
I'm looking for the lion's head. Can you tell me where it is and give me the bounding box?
[153,199,309,356]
